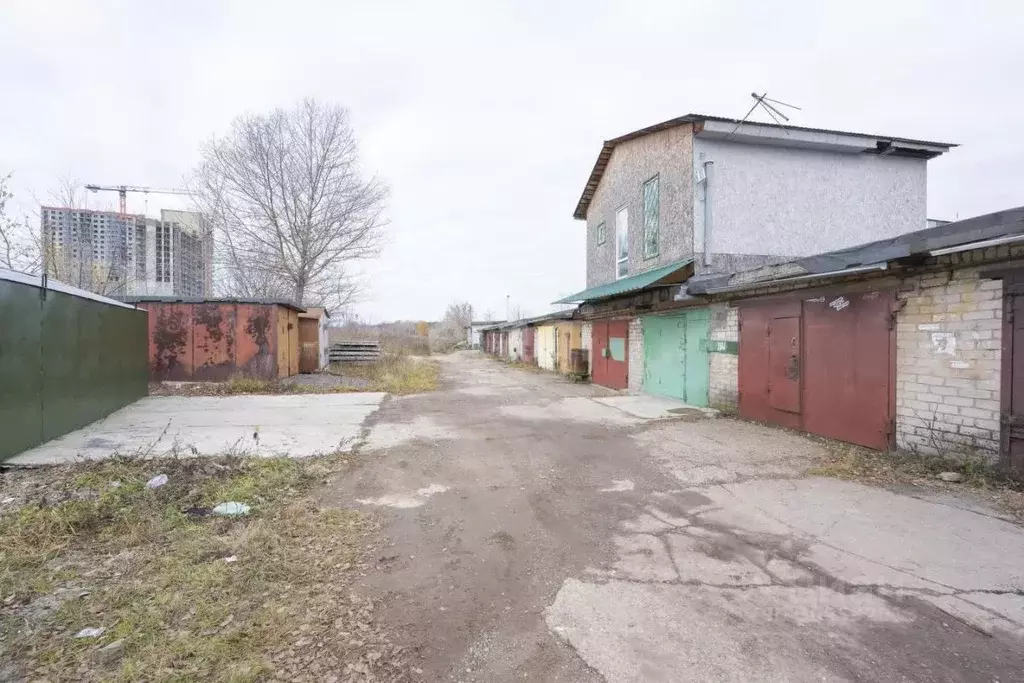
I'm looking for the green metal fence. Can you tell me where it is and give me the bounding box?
[0,272,148,462]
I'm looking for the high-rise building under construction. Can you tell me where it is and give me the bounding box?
[40,207,212,297]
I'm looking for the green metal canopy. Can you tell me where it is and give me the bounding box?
[553,258,694,304]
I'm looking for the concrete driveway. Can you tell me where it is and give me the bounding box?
[324,352,1024,682]
[8,393,386,464]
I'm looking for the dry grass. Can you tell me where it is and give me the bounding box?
[809,441,1024,522]
[150,375,356,397]
[503,360,542,373]
[0,455,409,682]
[328,354,440,395]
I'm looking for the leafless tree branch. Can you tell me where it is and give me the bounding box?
[189,98,387,311]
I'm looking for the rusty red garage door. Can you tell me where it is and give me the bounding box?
[739,289,895,450]
[591,319,629,389]
[523,327,536,364]
[1001,277,1024,473]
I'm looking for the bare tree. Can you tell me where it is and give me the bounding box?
[191,98,387,309]
[47,174,90,210]
[0,172,34,272]
[431,300,474,351]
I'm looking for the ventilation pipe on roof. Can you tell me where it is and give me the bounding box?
[702,160,715,267]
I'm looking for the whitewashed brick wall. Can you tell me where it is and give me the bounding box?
[708,304,739,412]
[896,267,1002,458]
[628,317,644,393]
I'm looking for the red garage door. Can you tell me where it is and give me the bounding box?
[592,319,629,389]
[739,289,895,450]
[523,327,536,364]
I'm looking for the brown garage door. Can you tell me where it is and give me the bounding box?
[739,289,895,450]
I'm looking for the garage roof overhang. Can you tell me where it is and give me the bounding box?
[554,258,693,305]
[686,206,1024,296]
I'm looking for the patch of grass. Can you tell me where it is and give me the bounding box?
[150,375,357,397]
[809,441,1024,522]
[0,454,403,681]
[504,360,542,373]
[328,353,440,395]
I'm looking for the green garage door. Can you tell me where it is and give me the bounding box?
[643,309,710,406]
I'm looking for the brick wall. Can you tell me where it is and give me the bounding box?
[708,304,739,412]
[628,316,644,393]
[581,321,592,376]
[896,267,1002,458]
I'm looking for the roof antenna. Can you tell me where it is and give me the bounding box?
[728,92,802,137]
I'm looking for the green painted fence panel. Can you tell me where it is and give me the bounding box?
[0,278,44,459]
[0,274,148,461]
[643,309,710,407]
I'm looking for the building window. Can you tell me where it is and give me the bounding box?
[615,206,628,279]
[596,222,606,245]
[643,175,659,259]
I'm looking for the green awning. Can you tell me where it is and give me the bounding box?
[553,258,694,304]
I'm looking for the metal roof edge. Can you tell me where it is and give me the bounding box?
[554,258,693,304]
[687,206,1024,295]
[1,267,141,310]
[120,295,306,312]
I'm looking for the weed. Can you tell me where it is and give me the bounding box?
[0,454,402,681]
[809,441,1024,522]
[328,354,440,395]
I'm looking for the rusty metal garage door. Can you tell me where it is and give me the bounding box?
[739,289,895,450]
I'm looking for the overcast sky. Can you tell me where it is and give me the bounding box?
[2,1,1022,321]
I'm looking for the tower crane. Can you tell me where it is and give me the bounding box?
[84,184,191,216]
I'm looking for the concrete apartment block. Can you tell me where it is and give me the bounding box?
[895,267,1003,458]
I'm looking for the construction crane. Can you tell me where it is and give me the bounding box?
[84,184,191,216]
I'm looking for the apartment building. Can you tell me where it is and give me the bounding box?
[40,207,212,297]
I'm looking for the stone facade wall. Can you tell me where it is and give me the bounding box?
[586,125,694,287]
[628,316,644,393]
[708,304,739,412]
[896,266,1003,458]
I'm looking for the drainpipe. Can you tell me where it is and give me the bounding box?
[702,160,714,268]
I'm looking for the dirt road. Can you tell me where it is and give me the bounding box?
[323,352,1024,682]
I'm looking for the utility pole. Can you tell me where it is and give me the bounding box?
[506,295,510,322]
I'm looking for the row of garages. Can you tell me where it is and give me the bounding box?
[480,210,1024,472]
[480,311,583,374]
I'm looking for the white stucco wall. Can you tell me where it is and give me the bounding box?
[692,138,927,261]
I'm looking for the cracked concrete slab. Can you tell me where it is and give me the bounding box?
[666,533,772,586]
[363,415,455,451]
[546,578,910,683]
[634,418,819,485]
[8,393,386,464]
[594,394,716,420]
[499,397,641,425]
[318,353,1024,681]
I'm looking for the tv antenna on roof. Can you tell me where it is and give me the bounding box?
[728,92,802,137]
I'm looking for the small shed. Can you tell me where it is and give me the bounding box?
[298,306,331,372]
[124,296,304,382]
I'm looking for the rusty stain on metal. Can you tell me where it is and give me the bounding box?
[139,301,296,382]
